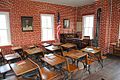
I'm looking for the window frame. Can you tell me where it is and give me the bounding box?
[0,12,11,46]
[40,14,55,41]
[82,15,94,39]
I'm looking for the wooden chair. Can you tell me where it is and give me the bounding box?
[39,67,60,80]
[63,58,81,79]
[81,54,94,74]
[29,59,60,80]
[83,36,90,39]
[99,53,107,67]
[81,36,90,48]
[89,50,107,68]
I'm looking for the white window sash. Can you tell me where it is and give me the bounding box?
[41,14,54,41]
[0,12,11,46]
[82,15,94,39]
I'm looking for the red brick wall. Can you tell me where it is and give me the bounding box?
[111,0,120,41]
[0,0,77,54]
[77,4,96,22]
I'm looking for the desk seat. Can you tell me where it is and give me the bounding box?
[63,64,78,72]
[40,67,59,80]
[0,64,11,79]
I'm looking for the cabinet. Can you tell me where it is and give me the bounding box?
[60,33,78,43]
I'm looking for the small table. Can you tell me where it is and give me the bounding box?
[11,46,22,51]
[61,43,77,51]
[10,59,38,76]
[64,50,87,66]
[24,48,43,55]
[41,54,66,67]
[52,42,62,46]
[65,50,87,60]
[11,46,23,57]
[81,46,102,67]
[24,48,44,60]
[4,53,21,63]
[81,46,100,54]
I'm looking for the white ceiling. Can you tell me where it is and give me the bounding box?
[32,0,95,7]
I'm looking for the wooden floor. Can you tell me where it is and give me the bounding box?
[1,55,120,80]
[83,55,120,80]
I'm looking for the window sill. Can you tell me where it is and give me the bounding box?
[0,44,13,47]
[41,40,55,43]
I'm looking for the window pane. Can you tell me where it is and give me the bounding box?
[89,17,94,27]
[84,28,89,36]
[41,15,53,29]
[41,14,54,41]
[47,29,54,40]
[0,12,11,46]
[0,14,7,29]
[41,16,47,28]
[42,29,48,41]
[82,15,94,39]
[47,16,52,28]
[0,30,9,45]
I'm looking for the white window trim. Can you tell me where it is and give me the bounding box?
[82,15,94,39]
[0,12,11,46]
[40,14,55,41]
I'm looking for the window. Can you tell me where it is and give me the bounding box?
[82,15,94,39]
[0,12,11,46]
[41,14,54,41]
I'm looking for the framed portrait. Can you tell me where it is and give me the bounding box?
[21,16,33,32]
[63,19,70,28]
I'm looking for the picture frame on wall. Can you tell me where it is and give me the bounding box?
[63,19,70,28]
[21,16,33,32]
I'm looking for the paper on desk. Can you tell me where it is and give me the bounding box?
[85,48,93,51]
[45,54,56,59]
